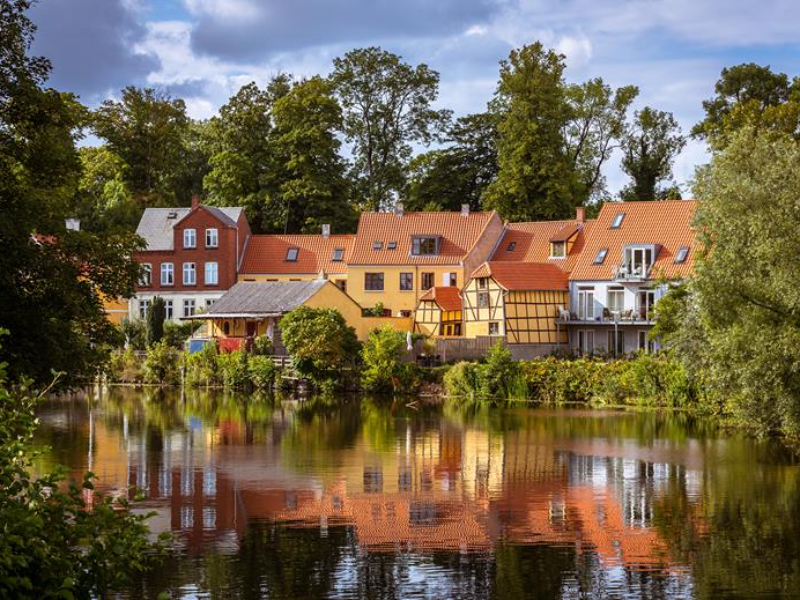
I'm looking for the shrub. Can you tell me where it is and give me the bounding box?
[163,321,197,349]
[361,325,417,393]
[248,355,277,389]
[251,334,274,356]
[146,297,166,347]
[443,361,484,402]
[185,342,221,387]
[218,350,249,388]
[480,342,519,398]
[120,318,147,351]
[143,340,181,385]
[107,348,144,384]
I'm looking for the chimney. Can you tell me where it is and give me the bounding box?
[321,224,331,238]
[461,204,470,217]
[65,218,80,232]
[576,206,585,223]
[395,202,404,217]
[191,194,200,210]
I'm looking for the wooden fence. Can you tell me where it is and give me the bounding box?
[434,336,504,362]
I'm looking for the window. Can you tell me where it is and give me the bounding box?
[335,279,347,293]
[675,246,689,263]
[607,287,624,313]
[183,299,196,317]
[448,273,457,287]
[183,262,196,285]
[164,300,173,320]
[286,247,299,261]
[638,331,653,353]
[400,272,413,291]
[478,291,489,308]
[332,248,344,261]
[506,241,516,252]
[550,241,566,258]
[138,299,150,318]
[205,262,218,285]
[387,241,397,250]
[161,262,174,286]
[206,298,215,308]
[578,330,595,355]
[608,330,625,357]
[594,248,608,264]
[611,213,625,228]
[623,246,655,277]
[421,272,434,290]
[372,241,383,250]
[205,228,218,248]
[577,287,595,320]
[365,273,384,291]
[411,236,440,256]
[183,228,196,248]
[477,277,488,289]
[140,264,152,286]
[488,322,500,335]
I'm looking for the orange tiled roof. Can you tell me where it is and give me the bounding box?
[569,200,698,281]
[240,234,353,275]
[470,261,569,291]
[348,211,499,266]
[418,286,462,311]
[492,220,593,273]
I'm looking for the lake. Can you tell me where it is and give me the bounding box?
[34,388,800,599]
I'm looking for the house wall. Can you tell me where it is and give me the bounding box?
[130,291,226,322]
[414,300,442,336]
[102,296,129,326]
[462,276,506,339]
[504,290,569,345]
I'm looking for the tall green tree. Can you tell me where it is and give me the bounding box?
[330,47,450,211]
[619,107,686,200]
[71,146,139,231]
[0,0,143,384]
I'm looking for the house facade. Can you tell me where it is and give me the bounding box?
[559,200,698,355]
[414,286,463,337]
[131,196,251,322]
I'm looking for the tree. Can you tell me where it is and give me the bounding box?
[684,128,800,435]
[330,47,450,211]
[71,146,139,231]
[93,86,190,205]
[361,325,416,393]
[146,296,166,347]
[403,112,498,212]
[0,0,144,384]
[619,107,686,200]
[692,63,800,148]
[483,43,582,221]
[279,306,360,387]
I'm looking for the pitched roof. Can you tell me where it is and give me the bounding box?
[348,211,499,265]
[470,261,569,291]
[569,200,699,281]
[240,234,354,275]
[204,280,328,317]
[418,286,462,311]
[492,220,593,272]
[136,206,244,251]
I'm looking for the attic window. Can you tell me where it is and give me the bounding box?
[372,241,383,250]
[506,241,517,252]
[332,248,344,261]
[550,241,566,258]
[594,248,608,264]
[411,236,440,256]
[611,213,625,228]
[674,246,689,264]
[387,241,397,250]
[286,247,299,261]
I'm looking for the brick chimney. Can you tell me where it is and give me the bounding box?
[461,204,470,217]
[576,206,585,223]
[321,224,330,238]
[191,194,200,210]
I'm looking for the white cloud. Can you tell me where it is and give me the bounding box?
[556,35,592,69]
[182,0,262,20]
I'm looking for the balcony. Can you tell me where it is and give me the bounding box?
[612,264,651,282]
[557,307,655,326]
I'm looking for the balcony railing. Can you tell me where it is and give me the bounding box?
[557,307,654,325]
[612,264,651,281]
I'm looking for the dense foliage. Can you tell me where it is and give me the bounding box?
[360,325,418,393]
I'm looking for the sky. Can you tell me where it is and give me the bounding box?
[27,0,800,196]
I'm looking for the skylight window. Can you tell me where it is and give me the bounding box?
[594,248,608,264]
[372,241,383,250]
[286,247,299,261]
[387,241,397,250]
[611,213,625,228]
[332,248,344,261]
[674,246,689,264]
[506,241,517,251]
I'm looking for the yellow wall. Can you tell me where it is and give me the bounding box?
[462,276,506,339]
[102,296,129,326]
[504,290,569,344]
[347,265,464,316]
[414,301,462,337]
[302,282,368,338]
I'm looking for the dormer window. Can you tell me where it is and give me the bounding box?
[594,248,608,264]
[506,241,516,252]
[372,241,383,250]
[550,241,566,259]
[411,236,440,256]
[332,248,344,261]
[674,246,689,264]
[611,213,625,228]
[387,241,397,250]
[286,247,299,261]
[183,228,196,249]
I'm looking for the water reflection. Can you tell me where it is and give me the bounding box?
[35,389,800,599]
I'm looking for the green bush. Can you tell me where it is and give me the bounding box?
[248,355,277,389]
[185,342,221,387]
[218,351,249,388]
[251,334,274,356]
[146,297,166,347]
[443,361,484,402]
[107,348,144,384]
[163,321,196,349]
[361,325,418,393]
[143,340,181,385]
[480,342,520,398]
[120,318,147,351]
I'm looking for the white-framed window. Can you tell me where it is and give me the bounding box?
[140,263,152,286]
[488,322,500,335]
[183,299,196,317]
[638,330,653,353]
[611,213,625,228]
[577,330,595,355]
[577,287,595,320]
[206,298,215,308]
[550,241,566,258]
[205,228,218,248]
[160,262,174,286]
[608,330,625,357]
[164,300,173,320]
[286,247,299,261]
[607,287,624,313]
[183,262,196,285]
[478,291,490,308]
[138,299,150,318]
[443,272,457,287]
[204,262,218,285]
[183,228,196,249]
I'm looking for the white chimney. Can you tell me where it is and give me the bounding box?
[461,204,470,217]
[65,218,81,231]
[321,224,330,238]
[395,203,404,217]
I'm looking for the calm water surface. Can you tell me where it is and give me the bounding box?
[34,389,800,599]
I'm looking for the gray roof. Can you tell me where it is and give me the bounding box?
[136,206,244,251]
[205,280,328,317]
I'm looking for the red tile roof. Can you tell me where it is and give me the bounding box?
[418,286,462,311]
[240,234,353,275]
[348,211,500,266]
[569,200,698,281]
[470,261,569,291]
[492,220,593,273]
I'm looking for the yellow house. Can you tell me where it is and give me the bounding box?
[345,207,504,318]
[414,286,463,336]
[102,295,129,326]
